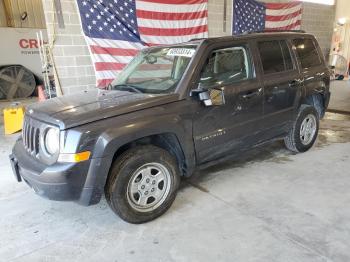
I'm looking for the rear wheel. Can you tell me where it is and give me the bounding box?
[105,145,180,223]
[284,105,319,153]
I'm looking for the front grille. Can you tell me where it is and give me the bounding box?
[22,118,40,156]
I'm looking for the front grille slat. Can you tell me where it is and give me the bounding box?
[28,127,32,152]
[25,122,28,148]
[34,128,40,154]
[26,122,30,150]
[30,127,34,152]
[22,118,41,157]
[22,121,27,147]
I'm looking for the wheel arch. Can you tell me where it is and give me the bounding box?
[110,132,188,177]
[300,93,325,119]
[300,80,329,118]
[88,117,195,196]
[98,123,193,169]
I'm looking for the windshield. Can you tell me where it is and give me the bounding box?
[111,45,197,94]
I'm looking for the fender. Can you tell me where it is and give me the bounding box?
[296,64,330,110]
[96,114,194,163]
[75,108,196,205]
[305,80,328,97]
[299,77,330,110]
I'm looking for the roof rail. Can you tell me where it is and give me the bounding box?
[188,38,205,42]
[265,29,306,33]
[245,30,306,34]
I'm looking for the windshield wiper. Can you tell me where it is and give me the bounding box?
[113,84,143,94]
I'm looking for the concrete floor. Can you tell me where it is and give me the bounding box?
[329,80,350,113]
[1,89,350,261]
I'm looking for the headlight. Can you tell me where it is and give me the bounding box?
[44,128,59,155]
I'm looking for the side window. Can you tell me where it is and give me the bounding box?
[199,46,251,88]
[280,41,293,71]
[258,40,294,74]
[293,38,321,69]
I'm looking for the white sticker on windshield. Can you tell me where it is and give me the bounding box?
[167,48,195,58]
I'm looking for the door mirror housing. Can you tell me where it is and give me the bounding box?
[208,88,225,106]
[190,83,225,106]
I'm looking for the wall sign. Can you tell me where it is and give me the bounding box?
[0,27,48,77]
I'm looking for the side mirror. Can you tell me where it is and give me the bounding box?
[190,83,225,107]
[208,88,225,106]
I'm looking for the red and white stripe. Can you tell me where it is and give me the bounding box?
[87,0,208,87]
[265,2,302,31]
[86,37,143,87]
[136,0,208,45]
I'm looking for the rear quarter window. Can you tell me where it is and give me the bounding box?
[293,38,322,69]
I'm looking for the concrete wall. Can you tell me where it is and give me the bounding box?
[41,0,96,95]
[208,0,233,37]
[335,0,350,20]
[301,2,335,57]
[208,0,335,55]
[333,0,350,61]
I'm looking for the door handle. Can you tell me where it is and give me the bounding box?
[241,88,262,99]
[242,92,256,99]
[289,80,301,87]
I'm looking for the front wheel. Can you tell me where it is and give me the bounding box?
[284,105,319,153]
[105,145,180,223]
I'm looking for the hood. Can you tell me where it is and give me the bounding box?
[27,89,179,129]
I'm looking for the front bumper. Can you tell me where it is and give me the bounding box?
[10,138,110,205]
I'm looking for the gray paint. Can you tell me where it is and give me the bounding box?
[11,32,330,206]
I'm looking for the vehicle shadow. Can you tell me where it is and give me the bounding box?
[180,140,293,193]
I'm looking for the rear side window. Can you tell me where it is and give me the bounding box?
[293,38,321,68]
[258,40,294,74]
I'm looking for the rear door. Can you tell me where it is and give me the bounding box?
[192,41,264,164]
[256,38,302,138]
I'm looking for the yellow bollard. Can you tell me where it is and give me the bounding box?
[3,105,25,135]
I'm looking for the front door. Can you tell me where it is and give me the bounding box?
[192,42,264,164]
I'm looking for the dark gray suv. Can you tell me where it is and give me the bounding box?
[10,32,330,223]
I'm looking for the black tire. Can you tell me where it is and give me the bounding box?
[284,105,319,153]
[105,145,180,224]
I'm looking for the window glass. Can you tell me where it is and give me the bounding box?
[280,41,294,71]
[258,40,294,74]
[199,46,251,88]
[112,45,196,94]
[293,38,321,68]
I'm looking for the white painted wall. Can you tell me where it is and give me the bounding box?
[332,0,350,62]
[335,0,350,20]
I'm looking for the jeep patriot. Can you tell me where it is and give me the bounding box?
[10,32,331,223]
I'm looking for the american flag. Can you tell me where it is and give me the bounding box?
[232,0,302,35]
[76,0,208,87]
